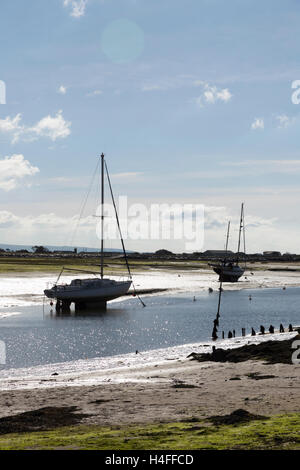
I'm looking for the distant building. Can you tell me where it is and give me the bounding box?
[263,251,281,257]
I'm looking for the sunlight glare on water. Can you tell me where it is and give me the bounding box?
[0,285,299,370]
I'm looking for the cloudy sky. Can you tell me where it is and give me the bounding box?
[1,0,300,253]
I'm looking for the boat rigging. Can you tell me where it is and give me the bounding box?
[44,153,133,311]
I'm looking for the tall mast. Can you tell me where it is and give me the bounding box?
[225,221,231,254]
[100,153,105,279]
[236,203,244,264]
[242,205,246,267]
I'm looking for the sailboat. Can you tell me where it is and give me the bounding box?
[44,153,132,311]
[209,203,246,283]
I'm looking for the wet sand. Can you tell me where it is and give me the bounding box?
[1,265,300,309]
[0,335,299,430]
[0,267,299,431]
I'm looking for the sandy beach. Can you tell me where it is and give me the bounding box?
[0,332,298,430]
[0,355,299,429]
[0,268,299,444]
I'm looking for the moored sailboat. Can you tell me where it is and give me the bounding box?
[209,203,246,283]
[44,153,132,311]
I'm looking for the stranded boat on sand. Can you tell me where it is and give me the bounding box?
[44,277,132,310]
[209,203,246,283]
[44,153,132,311]
[210,261,245,283]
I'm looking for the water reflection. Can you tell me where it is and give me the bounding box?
[46,305,129,319]
[0,287,299,369]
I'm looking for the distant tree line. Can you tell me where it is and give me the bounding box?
[32,246,49,254]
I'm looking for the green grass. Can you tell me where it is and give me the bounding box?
[0,413,299,450]
[0,256,210,274]
[0,256,297,275]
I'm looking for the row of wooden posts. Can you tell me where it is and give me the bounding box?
[211,280,294,340]
[223,323,294,339]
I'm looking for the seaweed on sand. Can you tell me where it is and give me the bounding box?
[188,334,300,365]
[0,406,88,435]
[207,409,268,426]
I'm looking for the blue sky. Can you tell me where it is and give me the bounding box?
[1,0,300,252]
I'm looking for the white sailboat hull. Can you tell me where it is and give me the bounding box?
[44,279,132,304]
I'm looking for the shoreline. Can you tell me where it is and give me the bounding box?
[0,330,297,391]
[0,268,299,439]
[1,267,300,309]
[0,332,298,431]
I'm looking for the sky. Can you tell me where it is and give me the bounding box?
[1,0,300,253]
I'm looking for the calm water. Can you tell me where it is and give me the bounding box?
[0,287,299,370]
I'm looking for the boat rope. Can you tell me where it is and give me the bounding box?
[54,267,65,286]
[104,160,146,308]
[60,267,100,275]
[131,283,146,307]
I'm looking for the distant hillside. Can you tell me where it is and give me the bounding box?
[0,244,126,253]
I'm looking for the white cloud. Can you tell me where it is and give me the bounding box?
[0,201,298,254]
[0,114,22,133]
[195,83,232,107]
[0,154,39,191]
[0,114,23,144]
[0,210,97,247]
[30,110,71,141]
[203,86,232,104]
[58,85,67,95]
[276,114,294,129]
[251,117,264,130]
[0,111,71,144]
[204,205,275,232]
[63,0,88,18]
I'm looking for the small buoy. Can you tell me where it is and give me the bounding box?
[132,293,136,297]
[249,295,252,301]
[50,301,53,307]
[283,286,286,291]
[193,296,196,302]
